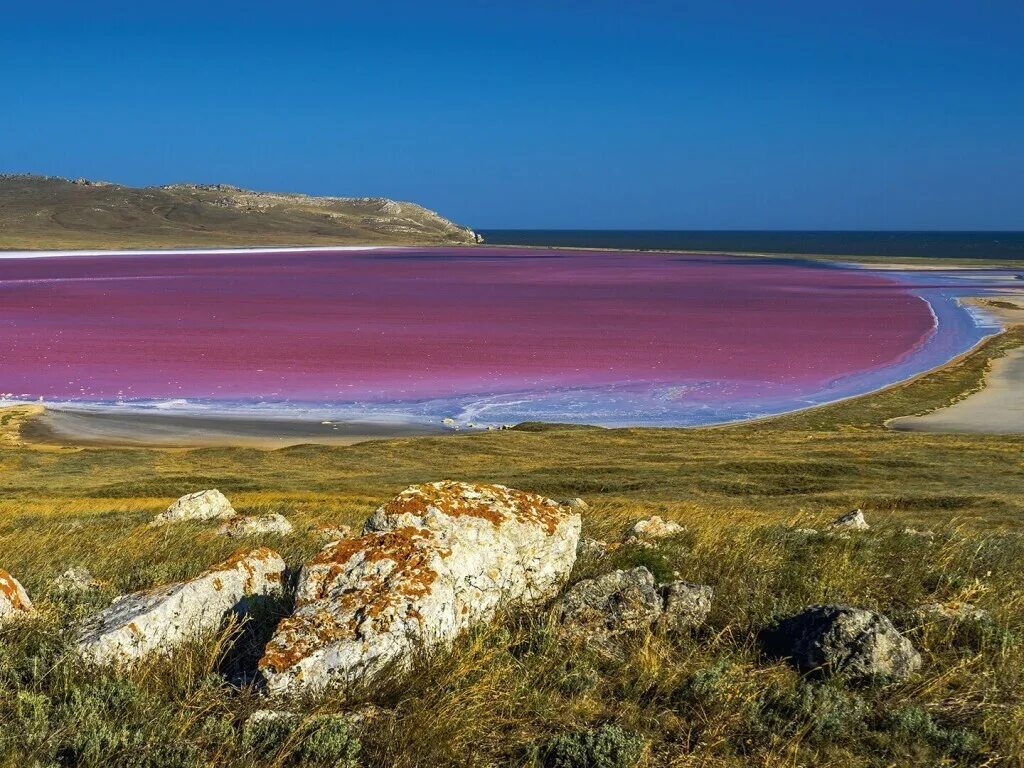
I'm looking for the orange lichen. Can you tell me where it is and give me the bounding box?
[260,527,447,674]
[379,481,569,535]
[0,568,31,612]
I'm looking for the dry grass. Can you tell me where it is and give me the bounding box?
[2,330,1024,767]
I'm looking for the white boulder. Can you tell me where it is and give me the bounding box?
[826,509,869,532]
[259,481,581,696]
[218,513,293,538]
[77,547,285,665]
[153,489,237,525]
[0,568,33,620]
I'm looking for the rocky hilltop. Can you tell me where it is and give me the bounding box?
[0,174,479,249]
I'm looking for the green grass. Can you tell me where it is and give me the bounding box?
[2,328,1023,767]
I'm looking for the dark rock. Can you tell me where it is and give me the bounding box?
[762,604,920,681]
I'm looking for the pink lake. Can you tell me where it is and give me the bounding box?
[0,246,998,426]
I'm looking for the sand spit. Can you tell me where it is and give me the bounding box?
[19,408,446,449]
[888,297,1024,434]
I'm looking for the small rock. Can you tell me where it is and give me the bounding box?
[627,515,685,542]
[555,568,663,640]
[659,581,713,632]
[53,567,101,593]
[0,568,34,620]
[826,509,869,532]
[219,514,294,538]
[917,601,989,623]
[153,489,237,525]
[792,528,819,536]
[77,547,285,665]
[558,497,590,511]
[576,537,609,559]
[761,604,920,681]
[903,528,935,539]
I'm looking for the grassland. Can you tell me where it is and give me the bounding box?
[2,328,1024,767]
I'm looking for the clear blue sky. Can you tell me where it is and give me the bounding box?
[3,1,1022,229]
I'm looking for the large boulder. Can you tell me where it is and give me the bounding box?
[77,547,285,665]
[153,489,237,525]
[761,604,921,681]
[259,481,581,696]
[0,568,33,620]
[553,567,712,642]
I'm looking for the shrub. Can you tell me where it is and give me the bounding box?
[541,724,644,768]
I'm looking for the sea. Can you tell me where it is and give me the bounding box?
[480,230,1024,262]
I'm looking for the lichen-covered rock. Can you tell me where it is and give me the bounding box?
[659,581,713,632]
[627,516,685,541]
[577,537,610,559]
[218,514,293,538]
[826,509,869,532]
[153,489,237,525]
[53,566,101,593]
[77,547,285,665]
[761,604,921,681]
[555,568,663,640]
[0,568,33,620]
[260,481,580,696]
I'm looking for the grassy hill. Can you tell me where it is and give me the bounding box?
[0,175,478,249]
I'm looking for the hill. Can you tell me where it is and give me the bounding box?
[0,175,479,249]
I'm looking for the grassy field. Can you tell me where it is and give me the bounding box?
[2,328,1024,767]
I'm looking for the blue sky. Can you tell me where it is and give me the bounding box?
[2,1,1022,229]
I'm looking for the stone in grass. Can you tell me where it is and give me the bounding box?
[313,524,354,543]
[554,566,712,642]
[0,568,34,620]
[152,489,238,525]
[219,514,294,538]
[576,537,610,559]
[53,566,102,593]
[761,604,921,682]
[557,497,590,511]
[917,601,989,623]
[76,547,285,665]
[825,509,869,532]
[627,515,685,542]
[259,481,581,696]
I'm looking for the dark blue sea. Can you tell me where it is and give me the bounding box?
[480,230,1024,262]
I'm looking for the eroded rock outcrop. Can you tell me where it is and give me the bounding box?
[761,604,920,681]
[0,568,33,620]
[259,481,581,696]
[153,489,237,525]
[77,547,285,665]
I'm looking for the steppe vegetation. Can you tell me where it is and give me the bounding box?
[1,328,1023,767]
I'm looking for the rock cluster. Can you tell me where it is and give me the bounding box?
[259,481,581,696]
[761,604,921,681]
[77,548,285,665]
[0,568,33,620]
[554,567,712,642]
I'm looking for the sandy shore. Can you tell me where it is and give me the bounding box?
[888,297,1024,434]
[20,408,447,448]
